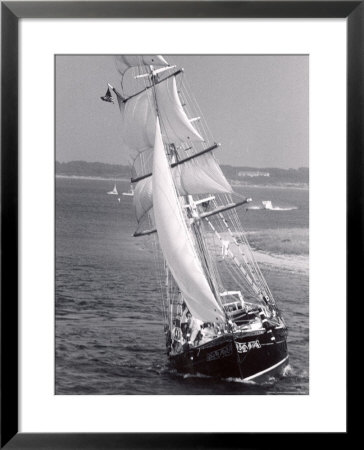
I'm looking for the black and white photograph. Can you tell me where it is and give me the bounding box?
[55,54,309,395]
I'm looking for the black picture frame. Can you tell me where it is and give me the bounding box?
[1,1,356,448]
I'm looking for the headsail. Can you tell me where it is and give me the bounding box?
[152,119,225,323]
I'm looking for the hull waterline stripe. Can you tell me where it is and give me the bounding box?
[243,356,289,381]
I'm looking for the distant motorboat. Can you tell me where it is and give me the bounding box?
[262,200,273,210]
[107,184,118,195]
[247,200,297,212]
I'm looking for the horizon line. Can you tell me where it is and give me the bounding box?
[55,160,309,171]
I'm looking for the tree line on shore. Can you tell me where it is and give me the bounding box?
[56,161,309,185]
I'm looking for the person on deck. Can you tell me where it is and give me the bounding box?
[171,319,183,353]
[181,303,189,339]
[186,312,203,346]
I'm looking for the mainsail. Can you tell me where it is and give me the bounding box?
[152,119,225,323]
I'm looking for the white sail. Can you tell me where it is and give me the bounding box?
[119,77,204,151]
[133,177,153,221]
[121,90,156,150]
[177,152,233,196]
[133,152,233,221]
[115,55,169,76]
[107,184,118,195]
[152,119,225,323]
[155,77,204,143]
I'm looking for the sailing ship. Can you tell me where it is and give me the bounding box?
[102,55,288,381]
[107,183,118,195]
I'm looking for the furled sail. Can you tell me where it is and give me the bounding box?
[152,118,225,323]
[119,76,204,151]
[133,151,233,221]
[115,55,169,76]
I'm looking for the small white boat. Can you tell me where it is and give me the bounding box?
[262,200,273,210]
[107,184,118,195]
[122,185,134,197]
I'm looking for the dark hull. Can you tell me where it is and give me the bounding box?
[169,326,288,382]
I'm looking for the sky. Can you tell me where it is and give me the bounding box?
[56,55,308,169]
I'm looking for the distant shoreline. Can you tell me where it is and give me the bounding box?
[232,181,309,191]
[56,174,308,190]
[56,174,131,182]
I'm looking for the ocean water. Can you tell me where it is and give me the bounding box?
[55,177,309,395]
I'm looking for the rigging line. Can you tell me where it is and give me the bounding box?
[212,228,260,298]
[227,210,262,286]
[204,217,260,297]
[201,220,225,290]
[178,82,208,149]
[183,77,214,142]
[217,212,260,285]
[230,207,270,292]
[220,257,254,298]
[216,243,254,296]
[180,76,214,145]
[194,220,225,309]
[177,79,209,157]
[188,94,215,156]
[193,224,216,296]
[199,235,221,294]
[207,224,254,297]
[220,211,263,289]
[228,209,274,303]
[151,227,167,324]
